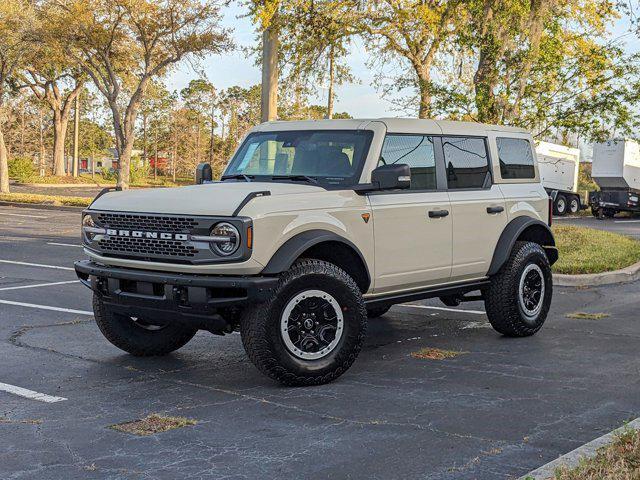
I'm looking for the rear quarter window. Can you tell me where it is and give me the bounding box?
[497,137,536,179]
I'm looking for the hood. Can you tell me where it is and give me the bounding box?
[89,181,324,216]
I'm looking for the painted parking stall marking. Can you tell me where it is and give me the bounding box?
[0,259,74,271]
[399,303,486,315]
[47,242,83,248]
[0,280,80,291]
[0,382,67,403]
[0,299,93,316]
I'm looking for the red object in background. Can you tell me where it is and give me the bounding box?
[149,156,169,170]
[80,159,88,170]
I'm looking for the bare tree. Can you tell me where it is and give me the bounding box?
[51,0,232,189]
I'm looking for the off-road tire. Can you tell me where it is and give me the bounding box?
[240,259,367,386]
[366,305,391,318]
[93,294,197,356]
[484,241,552,337]
[553,194,567,216]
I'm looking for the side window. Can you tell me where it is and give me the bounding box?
[443,136,490,189]
[497,137,535,179]
[379,135,436,190]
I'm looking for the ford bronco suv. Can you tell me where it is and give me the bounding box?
[75,119,557,386]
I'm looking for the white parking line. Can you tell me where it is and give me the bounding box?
[614,220,640,223]
[0,382,66,403]
[0,299,92,316]
[398,304,486,315]
[47,242,82,248]
[0,212,48,219]
[0,259,74,271]
[0,280,80,291]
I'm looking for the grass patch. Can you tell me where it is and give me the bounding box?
[410,347,467,360]
[0,192,91,207]
[552,225,640,274]
[551,427,640,480]
[109,414,196,436]
[566,312,610,320]
[19,174,192,187]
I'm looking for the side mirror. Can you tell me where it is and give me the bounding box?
[371,164,411,190]
[195,163,213,184]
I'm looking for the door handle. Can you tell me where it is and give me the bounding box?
[428,209,449,218]
[486,206,504,214]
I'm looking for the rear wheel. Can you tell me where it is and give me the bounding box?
[554,194,567,216]
[569,196,580,214]
[484,242,552,337]
[93,295,197,356]
[240,259,367,386]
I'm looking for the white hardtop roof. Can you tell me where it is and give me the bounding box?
[535,140,581,156]
[253,118,529,136]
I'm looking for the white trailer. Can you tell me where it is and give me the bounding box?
[589,139,640,217]
[535,141,582,215]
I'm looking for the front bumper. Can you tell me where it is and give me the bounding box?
[75,260,279,331]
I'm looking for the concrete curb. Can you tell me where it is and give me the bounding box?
[553,260,640,287]
[0,201,86,212]
[16,182,110,188]
[519,417,640,479]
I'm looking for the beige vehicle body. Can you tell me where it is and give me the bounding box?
[82,118,551,300]
[76,118,558,385]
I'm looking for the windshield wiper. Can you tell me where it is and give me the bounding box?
[271,175,320,186]
[221,174,254,182]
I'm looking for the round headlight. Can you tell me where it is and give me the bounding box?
[211,222,240,256]
[82,214,96,228]
[82,214,97,242]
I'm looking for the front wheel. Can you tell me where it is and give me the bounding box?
[93,295,197,356]
[240,259,367,386]
[484,242,552,337]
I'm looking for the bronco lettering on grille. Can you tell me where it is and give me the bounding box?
[105,229,188,241]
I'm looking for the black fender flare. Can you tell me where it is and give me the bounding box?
[487,217,557,276]
[261,229,371,285]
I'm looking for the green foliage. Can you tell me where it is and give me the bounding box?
[129,158,150,184]
[8,157,35,182]
[100,166,116,181]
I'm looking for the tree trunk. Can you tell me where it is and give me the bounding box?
[154,125,158,180]
[417,69,432,119]
[118,138,133,189]
[39,109,45,177]
[473,49,500,124]
[326,46,335,119]
[52,111,68,176]
[72,93,80,177]
[20,103,26,156]
[0,126,9,193]
[209,103,215,164]
[196,123,201,164]
[142,113,147,166]
[260,25,279,122]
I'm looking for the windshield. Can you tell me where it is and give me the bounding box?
[223,130,373,187]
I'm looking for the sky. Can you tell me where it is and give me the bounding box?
[167,3,640,120]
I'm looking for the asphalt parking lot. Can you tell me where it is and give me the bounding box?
[555,214,640,238]
[2,203,640,480]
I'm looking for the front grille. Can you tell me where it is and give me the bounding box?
[98,236,199,258]
[96,213,198,233]
[86,211,250,265]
